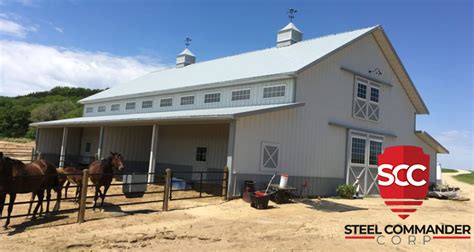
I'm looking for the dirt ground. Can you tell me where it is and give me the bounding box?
[0,169,472,251]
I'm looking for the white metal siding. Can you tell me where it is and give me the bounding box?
[82,79,294,117]
[80,127,100,158]
[65,127,82,156]
[101,126,153,163]
[156,124,229,170]
[233,34,437,181]
[37,128,63,155]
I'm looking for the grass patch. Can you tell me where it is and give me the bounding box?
[453,172,474,185]
[442,168,458,173]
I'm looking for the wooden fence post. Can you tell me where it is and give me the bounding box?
[77,169,89,223]
[162,168,171,211]
[223,166,229,200]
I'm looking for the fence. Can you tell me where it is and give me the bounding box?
[0,167,229,225]
[0,147,36,163]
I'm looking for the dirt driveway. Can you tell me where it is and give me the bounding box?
[0,170,472,251]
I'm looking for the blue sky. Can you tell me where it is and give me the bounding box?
[0,0,472,170]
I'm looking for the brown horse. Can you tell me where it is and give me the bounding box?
[58,166,83,202]
[89,152,124,211]
[26,160,62,216]
[0,153,59,227]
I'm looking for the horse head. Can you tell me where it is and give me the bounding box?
[110,152,125,171]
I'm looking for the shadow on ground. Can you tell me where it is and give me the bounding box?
[298,199,368,212]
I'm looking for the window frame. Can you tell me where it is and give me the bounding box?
[111,104,120,111]
[125,102,136,110]
[159,97,173,107]
[141,100,153,109]
[195,147,207,162]
[353,76,381,122]
[348,130,384,167]
[260,141,280,171]
[204,92,221,104]
[231,88,251,102]
[180,95,195,106]
[97,105,106,112]
[262,84,286,99]
[85,107,93,113]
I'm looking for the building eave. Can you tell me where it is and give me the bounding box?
[415,131,449,154]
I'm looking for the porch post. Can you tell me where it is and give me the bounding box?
[34,127,40,153]
[148,124,159,183]
[226,121,236,197]
[97,126,105,159]
[59,127,68,168]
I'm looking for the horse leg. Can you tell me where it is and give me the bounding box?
[100,184,110,210]
[27,192,35,218]
[45,189,51,214]
[0,192,6,222]
[75,184,81,203]
[92,185,99,211]
[32,191,44,220]
[53,186,61,212]
[4,193,16,228]
[64,181,70,199]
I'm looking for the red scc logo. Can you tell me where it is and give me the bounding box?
[378,146,430,220]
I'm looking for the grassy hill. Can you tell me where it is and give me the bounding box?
[0,86,103,139]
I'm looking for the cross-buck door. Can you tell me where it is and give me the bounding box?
[346,131,383,195]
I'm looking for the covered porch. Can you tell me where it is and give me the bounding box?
[31,103,302,194]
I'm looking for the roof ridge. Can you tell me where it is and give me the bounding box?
[146,25,380,74]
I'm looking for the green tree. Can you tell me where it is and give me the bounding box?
[30,100,77,122]
[0,106,31,137]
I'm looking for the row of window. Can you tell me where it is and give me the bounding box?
[85,85,286,113]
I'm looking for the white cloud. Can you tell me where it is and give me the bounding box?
[54,26,63,33]
[0,18,36,38]
[0,40,168,96]
[435,130,473,171]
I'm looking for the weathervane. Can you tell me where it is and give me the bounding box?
[185,37,192,48]
[287,8,297,22]
[369,68,382,75]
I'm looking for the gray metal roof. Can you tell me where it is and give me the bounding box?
[80,26,378,103]
[79,25,429,114]
[30,103,303,127]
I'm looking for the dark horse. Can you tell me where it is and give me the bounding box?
[27,160,62,216]
[0,152,60,227]
[58,166,83,202]
[89,152,124,211]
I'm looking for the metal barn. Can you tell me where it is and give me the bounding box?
[32,23,448,197]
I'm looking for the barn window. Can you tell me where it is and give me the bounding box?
[370,87,379,103]
[204,93,221,103]
[231,89,250,101]
[142,100,153,109]
[369,140,382,165]
[111,104,120,111]
[97,106,106,112]
[85,142,91,153]
[196,147,207,162]
[85,107,93,113]
[180,96,195,105]
[353,77,380,122]
[357,83,367,99]
[125,102,136,110]
[350,137,366,164]
[160,98,173,107]
[263,85,286,98]
[261,142,279,170]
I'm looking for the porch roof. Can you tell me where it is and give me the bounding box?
[30,103,304,128]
